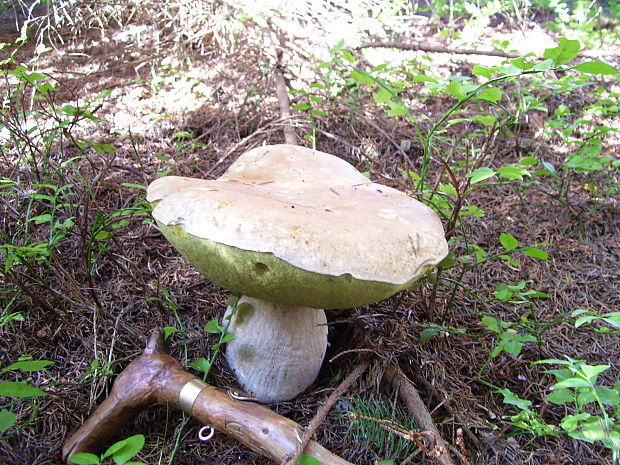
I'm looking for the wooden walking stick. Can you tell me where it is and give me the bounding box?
[62,329,354,465]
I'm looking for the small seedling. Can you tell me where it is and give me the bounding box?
[189,294,242,381]
[69,434,146,465]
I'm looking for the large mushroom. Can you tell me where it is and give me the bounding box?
[147,144,448,402]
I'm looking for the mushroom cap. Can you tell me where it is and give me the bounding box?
[147,144,448,309]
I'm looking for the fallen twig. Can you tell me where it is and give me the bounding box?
[358,41,520,58]
[283,361,370,465]
[385,365,457,465]
[264,24,297,145]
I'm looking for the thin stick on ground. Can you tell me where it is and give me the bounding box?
[385,365,457,465]
[264,24,297,145]
[282,360,370,465]
[357,41,520,58]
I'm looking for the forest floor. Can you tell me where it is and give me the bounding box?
[1,2,619,465]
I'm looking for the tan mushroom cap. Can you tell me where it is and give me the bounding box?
[147,144,448,309]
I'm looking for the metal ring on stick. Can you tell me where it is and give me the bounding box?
[198,425,215,442]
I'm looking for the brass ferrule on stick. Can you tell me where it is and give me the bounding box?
[178,378,207,414]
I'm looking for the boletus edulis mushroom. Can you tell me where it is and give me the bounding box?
[147,144,448,402]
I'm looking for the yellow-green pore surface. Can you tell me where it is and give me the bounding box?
[157,222,422,309]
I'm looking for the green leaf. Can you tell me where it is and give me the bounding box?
[472,65,500,79]
[472,114,496,126]
[482,316,501,333]
[533,58,555,71]
[1,360,53,374]
[499,233,519,250]
[386,101,407,117]
[94,231,111,240]
[111,434,144,465]
[189,358,210,373]
[574,315,597,328]
[497,166,530,180]
[523,247,548,260]
[120,183,147,191]
[501,254,520,266]
[220,333,236,344]
[163,326,179,341]
[297,454,321,465]
[292,103,310,110]
[445,80,466,100]
[411,74,437,83]
[476,87,502,104]
[520,156,538,166]
[580,364,609,382]
[541,161,557,176]
[0,409,17,432]
[579,417,606,441]
[68,453,101,465]
[547,388,574,405]
[29,214,52,224]
[602,313,620,328]
[509,53,536,70]
[498,388,532,410]
[596,386,620,406]
[466,167,496,184]
[378,461,395,465]
[350,69,373,86]
[577,388,596,408]
[420,325,442,344]
[560,413,591,432]
[554,378,592,389]
[372,87,392,104]
[341,49,356,63]
[103,438,127,459]
[437,251,456,269]
[494,288,513,301]
[24,72,48,82]
[574,61,619,75]
[0,381,46,398]
[203,319,223,334]
[235,302,251,313]
[543,38,580,66]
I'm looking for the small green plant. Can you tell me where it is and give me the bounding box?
[535,358,620,463]
[572,309,620,334]
[0,358,52,433]
[489,359,620,463]
[69,434,146,465]
[480,278,561,370]
[290,85,327,148]
[418,321,469,344]
[481,314,536,361]
[82,358,115,383]
[189,294,243,380]
[483,382,558,437]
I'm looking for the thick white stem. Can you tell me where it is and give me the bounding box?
[224,296,328,402]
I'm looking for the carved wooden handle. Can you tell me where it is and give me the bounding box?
[62,329,353,465]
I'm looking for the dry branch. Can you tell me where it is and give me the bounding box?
[358,41,520,58]
[385,365,456,465]
[283,361,370,465]
[264,25,297,145]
